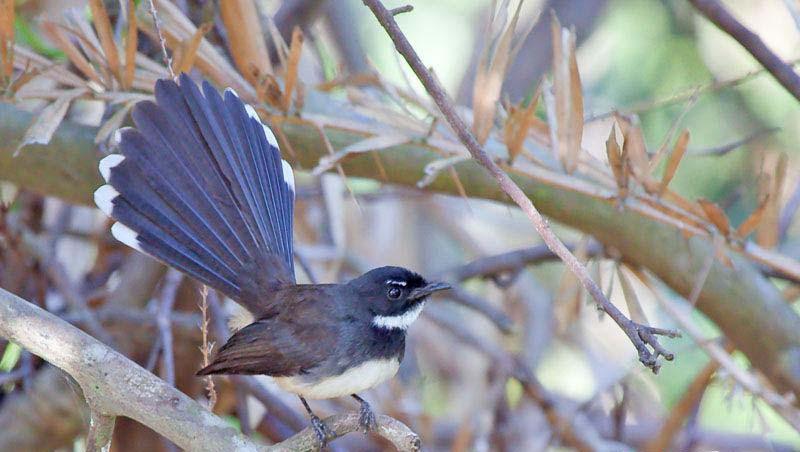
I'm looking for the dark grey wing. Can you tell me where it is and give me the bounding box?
[196,317,336,376]
[94,74,295,313]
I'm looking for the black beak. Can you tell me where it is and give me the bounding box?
[409,281,451,300]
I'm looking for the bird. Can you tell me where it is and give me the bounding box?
[93,73,450,446]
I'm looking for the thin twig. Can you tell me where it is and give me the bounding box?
[689,127,779,157]
[147,0,175,79]
[198,284,217,409]
[586,60,800,121]
[438,241,603,282]
[446,286,514,333]
[689,0,800,103]
[362,0,678,371]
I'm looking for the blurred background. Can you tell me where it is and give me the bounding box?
[1,0,800,450]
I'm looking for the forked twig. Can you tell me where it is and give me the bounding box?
[361,0,679,371]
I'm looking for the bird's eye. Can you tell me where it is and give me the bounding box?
[387,287,402,300]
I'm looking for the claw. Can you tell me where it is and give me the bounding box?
[358,401,377,432]
[309,414,335,450]
[299,396,334,450]
[352,394,378,433]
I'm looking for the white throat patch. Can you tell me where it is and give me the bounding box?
[372,302,425,330]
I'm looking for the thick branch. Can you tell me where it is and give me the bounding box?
[0,253,164,451]
[0,287,262,451]
[2,95,800,395]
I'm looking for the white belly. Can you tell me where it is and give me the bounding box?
[274,358,400,399]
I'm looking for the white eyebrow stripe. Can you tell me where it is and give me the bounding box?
[385,279,407,286]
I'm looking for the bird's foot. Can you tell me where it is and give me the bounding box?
[356,399,377,433]
[309,414,335,450]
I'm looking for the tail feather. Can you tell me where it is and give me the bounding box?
[97,147,239,277]
[94,74,296,308]
[178,79,264,252]
[95,182,239,295]
[129,102,254,263]
[223,88,291,261]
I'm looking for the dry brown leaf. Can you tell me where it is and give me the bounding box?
[89,0,120,83]
[737,195,770,239]
[283,27,304,113]
[136,0,253,98]
[623,126,649,178]
[503,87,541,163]
[757,153,788,249]
[0,0,13,78]
[174,22,212,75]
[42,22,102,85]
[566,28,584,172]
[643,358,719,452]
[659,129,690,195]
[220,0,271,87]
[606,124,627,198]
[698,198,731,237]
[123,0,138,89]
[472,1,530,145]
[551,16,584,174]
[623,125,660,192]
[14,88,86,155]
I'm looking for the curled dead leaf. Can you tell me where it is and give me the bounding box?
[312,133,410,176]
[659,130,690,196]
[14,88,87,155]
[283,27,304,113]
[606,124,627,199]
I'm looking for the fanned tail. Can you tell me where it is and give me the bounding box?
[94,74,296,308]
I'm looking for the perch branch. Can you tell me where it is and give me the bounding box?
[361,0,677,371]
[0,287,419,451]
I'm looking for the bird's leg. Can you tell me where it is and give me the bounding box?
[299,396,334,448]
[351,394,377,432]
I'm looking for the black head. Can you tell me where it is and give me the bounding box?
[347,266,450,330]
